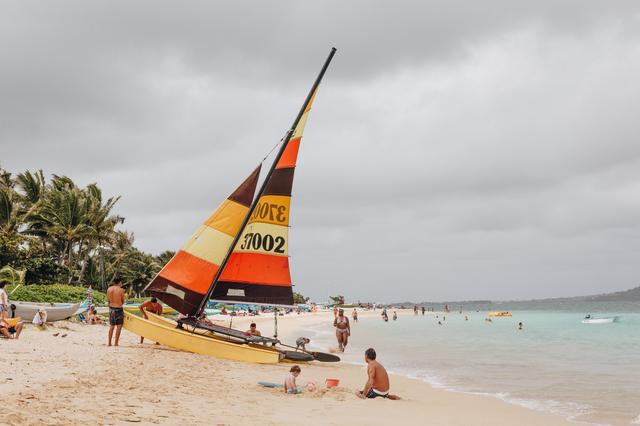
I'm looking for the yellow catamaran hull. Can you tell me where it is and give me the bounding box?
[144,312,311,364]
[123,312,281,364]
[123,305,176,315]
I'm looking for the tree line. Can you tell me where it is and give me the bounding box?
[0,167,172,296]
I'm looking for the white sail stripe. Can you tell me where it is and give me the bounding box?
[292,110,309,139]
[233,222,288,257]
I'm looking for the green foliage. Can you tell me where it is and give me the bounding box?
[0,265,25,286]
[15,256,66,284]
[7,284,107,304]
[0,234,21,267]
[293,292,309,304]
[330,295,345,305]
[0,166,166,289]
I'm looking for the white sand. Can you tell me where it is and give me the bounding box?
[0,310,572,425]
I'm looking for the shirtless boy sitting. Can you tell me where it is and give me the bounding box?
[358,347,392,399]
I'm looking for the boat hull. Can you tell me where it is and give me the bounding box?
[123,304,176,315]
[144,313,316,363]
[582,316,619,324]
[123,312,281,364]
[12,302,81,322]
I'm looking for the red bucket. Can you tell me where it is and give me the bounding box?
[325,378,340,388]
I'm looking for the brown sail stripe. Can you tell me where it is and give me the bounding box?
[228,166,261,206]
[148,276,207,315]
[211,281,294,306]
[263,168,295,197]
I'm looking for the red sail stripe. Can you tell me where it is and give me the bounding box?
[219,252,291,286]
[275,137,301,169]
[158,250,219,295]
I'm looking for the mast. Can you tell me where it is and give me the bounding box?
[195,47,337,317]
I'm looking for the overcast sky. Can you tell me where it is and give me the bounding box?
[2,1,639,302]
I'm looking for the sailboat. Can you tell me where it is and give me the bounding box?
[124,48,338,364]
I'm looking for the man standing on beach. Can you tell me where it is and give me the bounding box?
[358,348,390,399]
[107,277,125,346]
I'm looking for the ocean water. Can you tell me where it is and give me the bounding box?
[304,302,640,425]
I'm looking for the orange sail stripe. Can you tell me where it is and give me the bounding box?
[159,250,219,295]
[220,252,292,286]
[276,137,301,169]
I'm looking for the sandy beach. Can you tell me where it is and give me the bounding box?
[0,310,576,426]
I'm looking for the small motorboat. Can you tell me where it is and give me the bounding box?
[581,316,619,324]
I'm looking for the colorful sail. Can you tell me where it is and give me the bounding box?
[210,92,318,306]
[145,166,261,315]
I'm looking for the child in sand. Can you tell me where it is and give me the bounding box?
[88,307,103,324]
[32,308,48,330]
[284,365,302,394]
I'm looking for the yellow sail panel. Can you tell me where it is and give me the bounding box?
[203,199,250,237]
[247,195,291,226]
[234,222,289,257]
[182,225,234,267]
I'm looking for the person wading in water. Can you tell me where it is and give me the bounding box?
[333,308,351,352]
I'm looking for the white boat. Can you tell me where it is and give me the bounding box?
[581,316,619,324]
[11,301,81,322]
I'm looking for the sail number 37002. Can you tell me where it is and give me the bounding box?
[239,232,286,254]
[251,202,287,224]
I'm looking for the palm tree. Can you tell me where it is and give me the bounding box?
[74,184,123,284]
[32,187,93,267]
[0,187,19,237]
[119,250,161,298]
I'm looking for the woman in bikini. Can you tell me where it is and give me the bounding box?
[333,308,350,352]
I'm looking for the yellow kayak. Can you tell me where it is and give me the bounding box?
[488,311,512,317]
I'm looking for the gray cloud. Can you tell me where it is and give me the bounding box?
[2,1,640,302]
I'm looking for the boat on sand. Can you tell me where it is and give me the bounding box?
[125,48,339,364]
[11,301,81,322]
[144,311,334,362]
[124,311,281,363]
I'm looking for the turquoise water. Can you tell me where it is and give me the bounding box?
[305,303,640,425]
